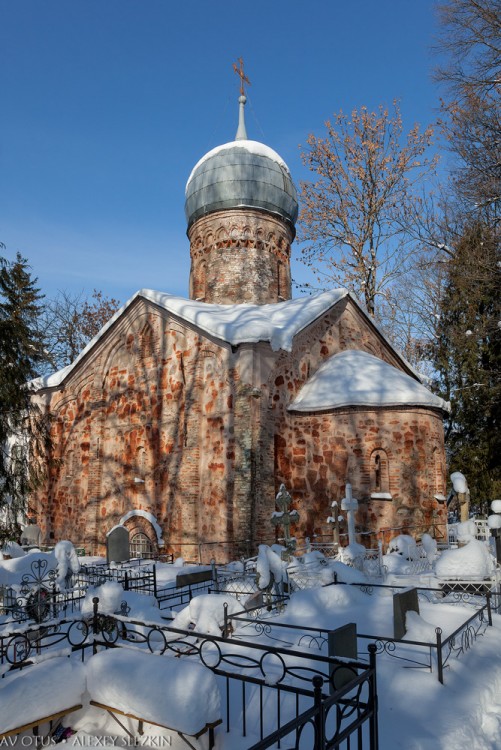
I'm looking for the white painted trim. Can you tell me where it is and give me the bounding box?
[118,510,164,546]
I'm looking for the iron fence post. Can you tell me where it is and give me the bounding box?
[92,597,99,654]
[436,627,443,684]
[153,565,157,599]
[486,590,493,626]
[92,597,99,631]
[312,675,324,750]
[368,643,379,750]
[223,602,229,639]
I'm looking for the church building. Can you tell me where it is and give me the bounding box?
[32,91,449,561]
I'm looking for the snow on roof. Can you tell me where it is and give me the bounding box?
[289,350,450,413]
[32,288,350,390]
[186,139,290,189]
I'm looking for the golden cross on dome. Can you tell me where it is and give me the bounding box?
[233,57,251,97]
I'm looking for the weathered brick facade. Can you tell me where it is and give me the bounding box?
[33,294,447,560]
[188,208,293,304]
[32,123,448,560]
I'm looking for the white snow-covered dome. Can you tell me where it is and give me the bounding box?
[185,138,298,231]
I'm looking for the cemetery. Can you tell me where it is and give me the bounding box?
[1,17,499,747]
[1,486,501,749]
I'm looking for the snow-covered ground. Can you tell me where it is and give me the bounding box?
[1,544,500,749]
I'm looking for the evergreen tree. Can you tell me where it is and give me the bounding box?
[0,252,50,543]
[433,223,501,506]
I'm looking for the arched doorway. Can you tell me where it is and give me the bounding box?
[129,531,154,559]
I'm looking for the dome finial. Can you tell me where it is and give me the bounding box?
[232,57,250,140]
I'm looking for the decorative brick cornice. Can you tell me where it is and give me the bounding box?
[188,208,293,304]
[189,209,292,260]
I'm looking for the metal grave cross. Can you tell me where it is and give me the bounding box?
[341,483,359,546]
[327,499,342,547]
[272,483,299,554]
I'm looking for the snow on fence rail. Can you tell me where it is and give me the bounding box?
[0,599,379,749]
[224,579,497,685]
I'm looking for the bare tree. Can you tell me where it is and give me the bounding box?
[298,102,438,318]
[436,0,500,93]
[435,0,501,222]
[39,289,121,373]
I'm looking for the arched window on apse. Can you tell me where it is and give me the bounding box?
[277,260,284,299]
[370,449,391,498]
[130,532,154,559]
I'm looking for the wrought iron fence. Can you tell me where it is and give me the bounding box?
[89,598,378,748]
[0,559,86,628]
[155,577,214,611]
[0,617,94,674]
[0,597,379,749]
[77,561,157,596]
[247,651,378,750]
[225,579,495,685]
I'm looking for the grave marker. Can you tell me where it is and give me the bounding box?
[341,484,358,546]
[106,526,130,564]
[271,484,299,560]
[328,622,358,691]
[393,587,419,640]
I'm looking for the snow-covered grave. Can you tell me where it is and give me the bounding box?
[87,649,222,748]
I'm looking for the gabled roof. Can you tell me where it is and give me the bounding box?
[33,288,350,390]
[289,350,450,413]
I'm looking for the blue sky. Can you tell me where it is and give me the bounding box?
[1,0,444,304]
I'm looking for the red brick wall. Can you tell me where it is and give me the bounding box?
[188,208,293,304]
[273,407,447,547]
[35,299,243,560]
[263,297,448,548]
[33,294,448,560]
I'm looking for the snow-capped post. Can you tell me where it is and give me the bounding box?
[271,484,299,561]
[54,540,80,590]
[341,483,358,547]
[488,499,501,563]
[449,472,470,524]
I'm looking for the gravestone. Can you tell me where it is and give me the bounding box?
[244,590,264,611]
[106,526,130,564]
[328,622,358,692]
[175,569,213,588]
[393,587,419,640]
